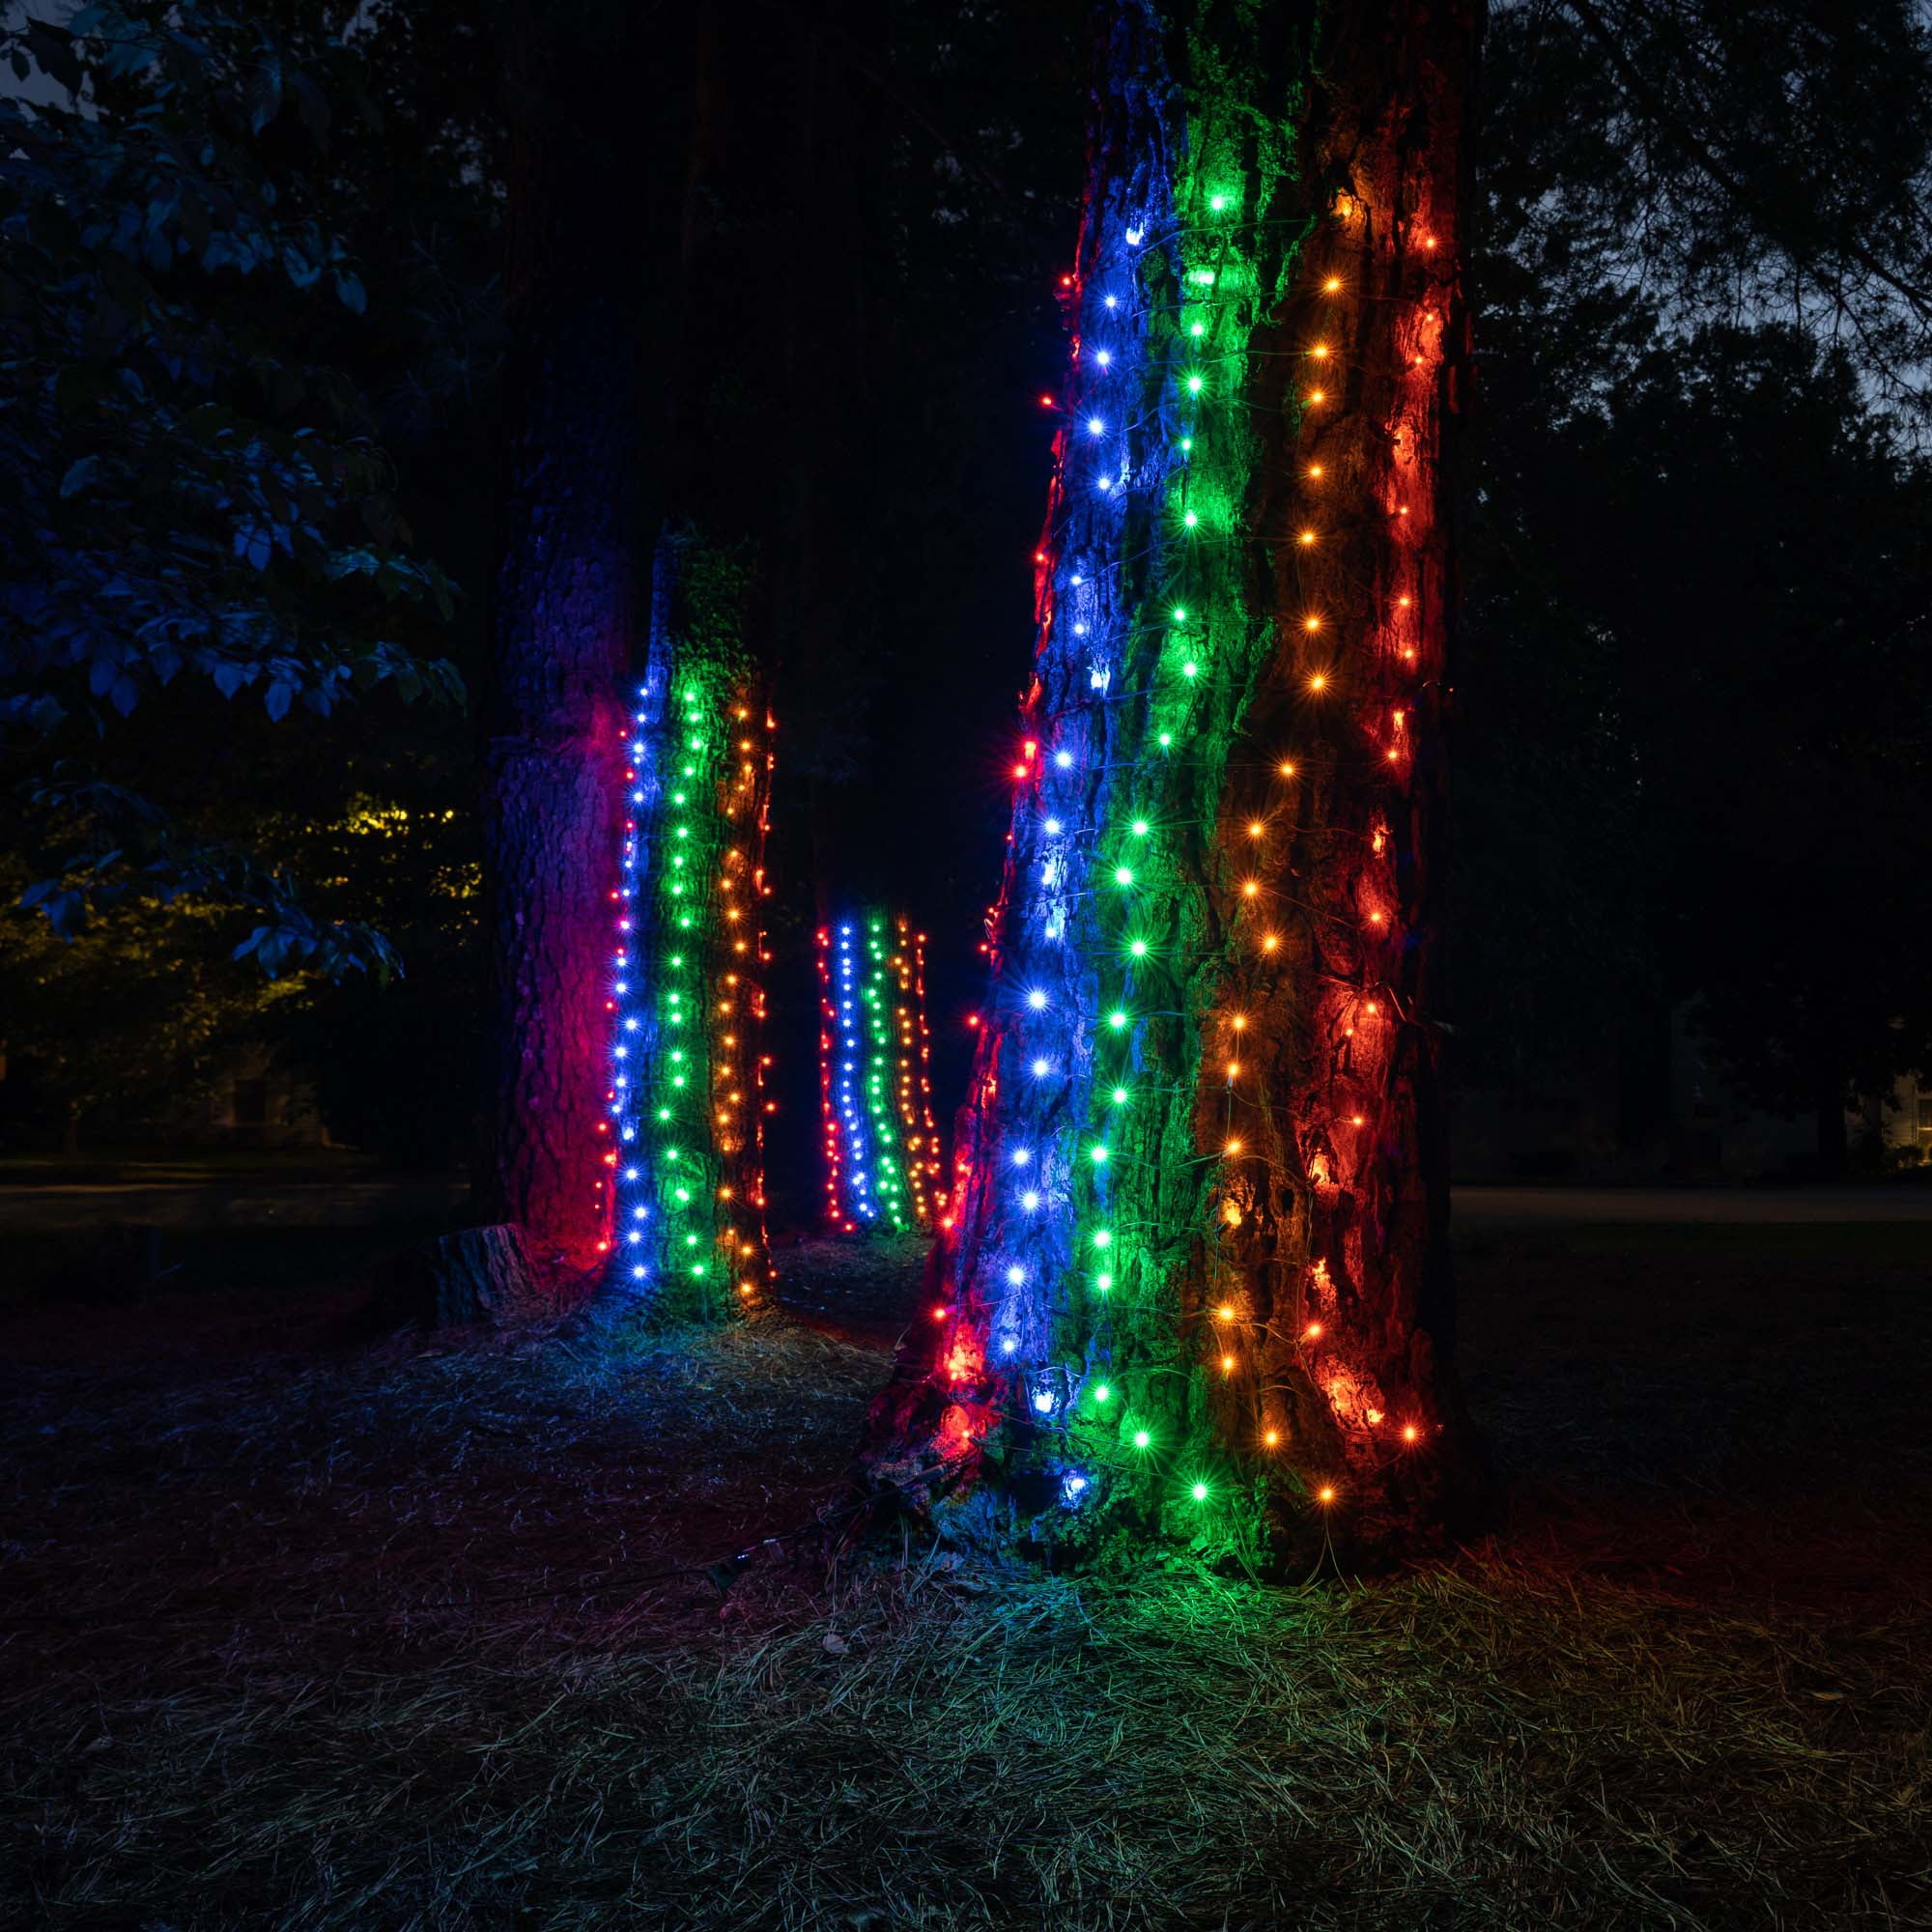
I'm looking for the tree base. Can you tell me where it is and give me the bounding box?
[384,1224,575,1329]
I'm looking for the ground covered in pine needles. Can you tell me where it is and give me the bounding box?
[3,1220,1930,1928]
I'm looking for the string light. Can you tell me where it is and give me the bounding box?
[897,52,1452,1550]
[609,646,774,1314]
[818,911,945,1232]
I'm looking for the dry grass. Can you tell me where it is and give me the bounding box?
[3,1225,1930,1928]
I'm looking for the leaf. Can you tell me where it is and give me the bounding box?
[212,663,245,699]
[59,455,100,498]
[263,680,292,722]
[245,59,283,135]
[333,270,366,315]
[288,70,330,142]
[22,18,82,98]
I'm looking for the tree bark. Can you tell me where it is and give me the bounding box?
[856,0,1482,1572]
[477,1,645,1269]
[386,1224,561,1329]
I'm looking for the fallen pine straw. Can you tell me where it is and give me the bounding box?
[5,1556,1928,1928]
[2,1230,1929,1927]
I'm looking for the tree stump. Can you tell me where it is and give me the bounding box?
[384,1224,562,1329]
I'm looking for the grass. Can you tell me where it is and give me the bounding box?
[3,1224,1930,1927]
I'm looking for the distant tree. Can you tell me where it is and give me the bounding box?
[0,864,296,1152]
[0,3,460,979]
[1486,0,1932,419]
[471,0,663,1266]
[1463,2,1932,1164]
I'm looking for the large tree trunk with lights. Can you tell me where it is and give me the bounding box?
[476,1,642,1269]
[856,0,1481,1571]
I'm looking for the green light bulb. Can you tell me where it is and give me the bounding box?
[1191,1482,1209,1502]
[1132,1429,1151,1449]
[1131,818,1150,837]
[1094,1383,1111,1403]
[1111,1087,1128,1106]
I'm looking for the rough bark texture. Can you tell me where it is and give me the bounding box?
[856,0,1481,1572]
[386,1224,561,1329]
[605,535,777,1323]
[477,2,642,1269]
[1219,0,1483,1560]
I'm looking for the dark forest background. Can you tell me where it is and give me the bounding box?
[4,0,1929,1210]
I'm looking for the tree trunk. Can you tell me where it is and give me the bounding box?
[385,1224,560,1329]
[477,1,644,1270]
[605,534,776,1321]
[857,0,1482,1572]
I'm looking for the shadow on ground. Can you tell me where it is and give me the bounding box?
[2,1219,1927,1926]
